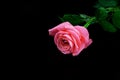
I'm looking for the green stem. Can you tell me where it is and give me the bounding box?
[84,17,96,28]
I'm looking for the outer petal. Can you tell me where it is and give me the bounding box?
[85,39,92,48]
[72,43,85,56]
[48,22,73,36]
[75,26,92,47]
[75,26,89,42]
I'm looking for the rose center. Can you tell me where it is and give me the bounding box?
[61,39,69,45]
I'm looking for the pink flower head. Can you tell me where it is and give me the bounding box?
[48,22,92,56]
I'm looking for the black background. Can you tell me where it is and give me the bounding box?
[22,0,120,79]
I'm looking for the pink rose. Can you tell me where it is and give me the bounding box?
[48,22,92,56]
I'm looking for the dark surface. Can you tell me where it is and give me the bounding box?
[21,0,120,79]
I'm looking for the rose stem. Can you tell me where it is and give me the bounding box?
[84,17,96,28]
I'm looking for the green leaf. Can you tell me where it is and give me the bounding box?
[96,7,108,21]
[98,0,117,7]
[99,20,117,32]
[79,14,89,19]
[112,8,120,29]
[59,14,84,25]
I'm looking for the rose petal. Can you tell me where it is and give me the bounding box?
[63,34,73,41]
[75,26,89,42]
[68,40,73,49]
[85,39,92,48]
[48,22,73,36]
[72,43,85,56]
[75,26,92,47]
[54,31,69,45]
[57,39,71,54]
[67,30,81,48]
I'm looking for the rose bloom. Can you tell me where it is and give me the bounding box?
[48,22,92,56]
